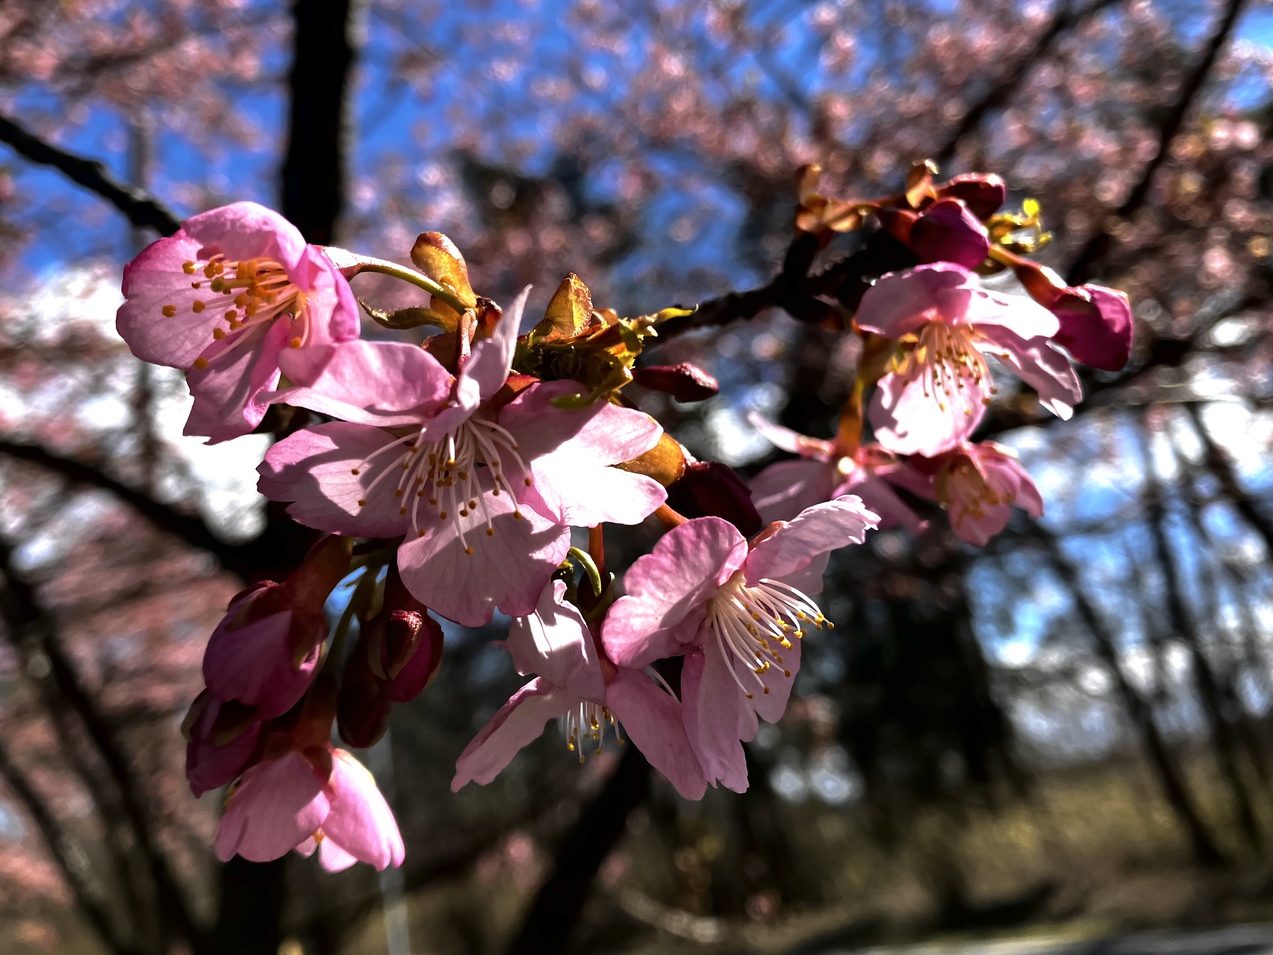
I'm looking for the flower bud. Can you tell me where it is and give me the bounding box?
[908,199,990,269]
[632,363,720,402]
[934,173,1007,219]
[203,537,353,719]
[667,461,762,536]
[337,640,394,749]
[184,691,263,797]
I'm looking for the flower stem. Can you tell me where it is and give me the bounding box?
[320,246,471,314]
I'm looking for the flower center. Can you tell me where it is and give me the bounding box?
[351,417,533,554]
[941,459,1004,526]
[162,255,311,370]
[705,572,830,700]
[562,701,623,762]
[904,321,995,413]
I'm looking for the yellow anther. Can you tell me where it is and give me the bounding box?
[161,304,177,318]
[192,300,206,313]
[193,357,209,370]
[182,261,197,275]
[212,328,226,340]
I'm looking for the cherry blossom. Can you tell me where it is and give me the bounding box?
[747,412,930,533]
[602,497,879,791]
[928,442,1044,546]
[258,290,667,626]
[215,745,404,871]
[452,581,707,799]
[858,263,1081,457]
[116,202,360,442]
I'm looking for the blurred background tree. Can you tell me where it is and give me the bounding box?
[2,0,1273,953]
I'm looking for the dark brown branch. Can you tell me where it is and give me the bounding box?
[503,746,651,955]
[0,738,140,955]
[0,536,210,955]
[934,0,1125,165]
[1067,0,1249,284]
[0,440,246,577]
[656,230,916,342]
[0,112,180,236]
[281,0,360,244]
[1034,529,1228,866]
[1140,421,1261,850]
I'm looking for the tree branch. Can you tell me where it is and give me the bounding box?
[1066,0,1249,284]
[0,535,210,955]
[0,738,140,955]
[0,112,180,236]
[0,440,247,577]
[503,747,651,955]
[934,0,1125,166]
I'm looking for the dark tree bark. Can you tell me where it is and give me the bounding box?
[1041,534,1228,867]
[503,747,651,955]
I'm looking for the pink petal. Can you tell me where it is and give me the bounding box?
[601,517,748,670]
[505,580,606,700]
[909,199,990,270]
[317,839,359,872]
[463,286,530,402]
[118,230,235,369]
[746,412,835,460]
[605,669,706,800]
[502,381,666,526]
[214,750,330,863]
[1051,285,1133,371]
[258,423,414,538]
[749,634,802,724]
[749,458,838,524]
[397,475,569,628]
[680,649,751,792]
[966,288,1059,340]
[320,749,405,870]
[854,263,974,338]
[451,678,573,789]
[840,474,928,536]
[291,244,362,346]
[745,496,879,595]
[183,201,308,270]
[273,341,452,426]
[977,325,1081,419]
[868,364,988,457]
[183,320,289,443]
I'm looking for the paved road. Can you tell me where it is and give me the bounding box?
[831,924,1273,955]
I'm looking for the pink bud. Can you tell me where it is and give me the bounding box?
[183,691,263,797]
[667,461,762,536]
[1049,284,1133,372]
[908,199,990,269]
[935,173,1007,219]
[202,538,351,719]
[632,363,720,402]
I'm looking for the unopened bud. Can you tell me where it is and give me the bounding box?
[935,173,1007,219]
[667,461,762,537]
[908,199,990,269]
[337,638,394,749]
[632,363,720,402]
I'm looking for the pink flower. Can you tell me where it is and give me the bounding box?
[858,263,1081,457]
[452,581,706,799]
[930,442,1043,546]
[259,290,667,627]
[602,497,879,791]
[748,413,929,533]
[201,537,351,719]
[117,202,360,442]
[215,745,404,871]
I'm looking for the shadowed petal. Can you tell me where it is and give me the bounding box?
[451,679,574,789]
[606,669,707,800]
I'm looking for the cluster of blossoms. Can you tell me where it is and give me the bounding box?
[116,163,1130,872]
